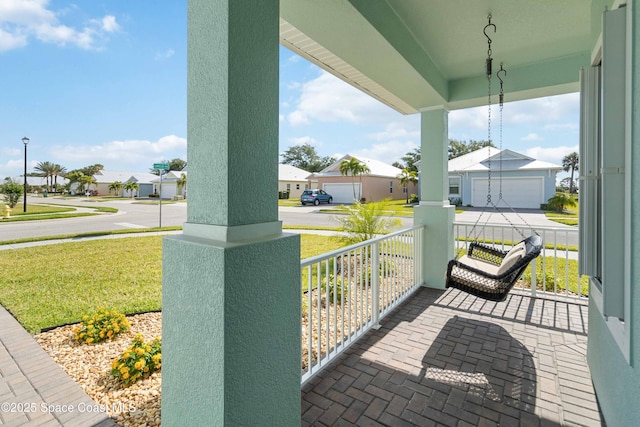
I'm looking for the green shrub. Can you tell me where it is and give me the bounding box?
[322,275,349,304]
[336,199,401,243]
[73,307,130,344]
[111,333,162,385]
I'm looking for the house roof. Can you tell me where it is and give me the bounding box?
[278,164,309,182]
[316,155,401,179]
[150,171,187,183]
[12,176,69,187]
[94,170,158,184]
[448,147,562,173]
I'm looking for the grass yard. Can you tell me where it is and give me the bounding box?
[8,204,75,215]
[0,234,345,333]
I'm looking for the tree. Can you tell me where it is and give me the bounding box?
[448,139,494,160]
[33,161,55,191]
[547,192,578,213]
[79,164,104,176]
[109,181,123,197]
[397,168,418,203]
[51,163,67,192]
[123,181,139,198]
[176,173,187,197]
[280,143,336,173]
[2,180,23,208]
[559,177,575,192]
[562,152,579,194]
[77,174,96,194]
[339,157,370,202]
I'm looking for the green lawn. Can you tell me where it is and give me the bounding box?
[0,234,345,333]
[9,204,75,215]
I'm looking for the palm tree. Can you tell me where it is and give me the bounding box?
[51,164,67,193]
[176,173,187,198]
[397,168,418,203]
[33,161,55,191]
[562,152,579,194]
[78,174,96,194]
[123,181,139,198]
[339,157,370,202]
[109,181,123,197]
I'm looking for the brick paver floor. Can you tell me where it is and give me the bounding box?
[302,287,603,426]
[0,305,115,426]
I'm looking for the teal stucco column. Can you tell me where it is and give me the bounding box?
[162,1,300,425]
[414,108,455,289]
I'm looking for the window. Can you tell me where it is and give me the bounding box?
[286,184,290,191]
[296,184,300,190]
[389,181,393,193]
[304,184,308,190]
[449,177,460,196]
[580,4,630,361]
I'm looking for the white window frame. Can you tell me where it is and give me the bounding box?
[448,176,461,196]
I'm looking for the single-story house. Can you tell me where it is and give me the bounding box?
[151,171,188,199]
[278,164,310,198]
[91,171,157,197]
[12,176,69,192]
[447,147,562,209]
[312,154,417,204]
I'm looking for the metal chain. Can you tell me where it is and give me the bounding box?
[486,71,492,206]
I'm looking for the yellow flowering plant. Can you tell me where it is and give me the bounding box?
[111,333,162,385]
[73,307,130,344]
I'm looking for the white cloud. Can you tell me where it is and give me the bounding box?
[100,15,119,32]
[351,140,419,164]
[288,136,321,147]
[449,106,489,134]
[0,1,120,51]
[155,48,175,61]
[51,135,187,166]
[521,133,542,141]
[504,93,579,125]
[525,145,578,166]
[367,121,419,142]
[279,114,284,123]
[1,147,21,156]
[287,71,396,126]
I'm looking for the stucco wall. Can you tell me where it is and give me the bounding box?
[278,180,308,198]
[316,175,417,202]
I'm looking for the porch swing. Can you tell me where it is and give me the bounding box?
[445,15,543,302]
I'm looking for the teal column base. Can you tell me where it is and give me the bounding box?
[161,232,301,426]
[414,203,455,289]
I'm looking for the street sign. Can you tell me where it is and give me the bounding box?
[154,163,170,170]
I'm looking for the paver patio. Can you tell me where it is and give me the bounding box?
[0,305,114,427]
[302,287,602,426]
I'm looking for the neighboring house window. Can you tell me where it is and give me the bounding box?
[296,184,300,190]
[449,177,461,195]
[389,181,393,193]
[305,184,308,190]
[286,184,290,191]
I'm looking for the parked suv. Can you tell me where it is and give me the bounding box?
[301,189,333,206]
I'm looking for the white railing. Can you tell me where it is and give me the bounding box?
[454,221,586,300]
[300,225,424,385]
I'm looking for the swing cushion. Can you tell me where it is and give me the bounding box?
[445,235,543,302]
[497,242,526,275]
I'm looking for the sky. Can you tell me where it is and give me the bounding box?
[0,1,579,182]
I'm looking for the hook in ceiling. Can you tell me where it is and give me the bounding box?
[484,14,496,78]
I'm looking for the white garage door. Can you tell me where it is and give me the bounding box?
[160,183,177,199]
[323,183,360,204]
[472,178,544,209]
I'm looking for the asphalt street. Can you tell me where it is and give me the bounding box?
[0,196,574,244]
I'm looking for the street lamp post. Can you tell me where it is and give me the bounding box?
[22,137,29,213]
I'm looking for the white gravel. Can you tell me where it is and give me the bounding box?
[35,312,162,427]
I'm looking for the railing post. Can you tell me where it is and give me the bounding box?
[530,258,537,298]
[372,241,380,329]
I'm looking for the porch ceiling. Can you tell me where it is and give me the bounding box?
[280,0,598,113]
